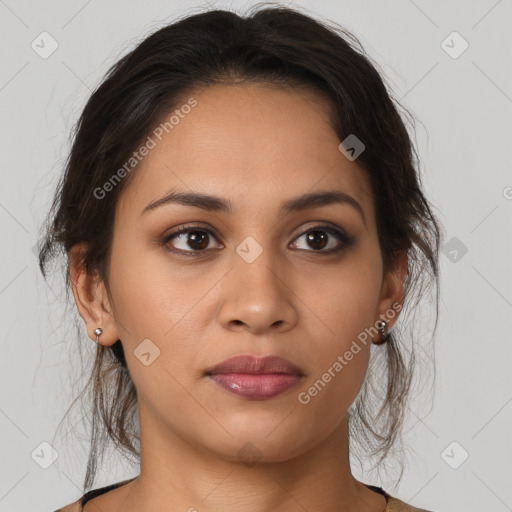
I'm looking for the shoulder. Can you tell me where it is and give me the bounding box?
[53,495,435,512]
[52,500,81,512]
[365,482,434,512]
[386,494,435,512]
[53,481,433,512]
[52,476,137,512]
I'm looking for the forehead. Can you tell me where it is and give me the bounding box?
[119,83,374,222]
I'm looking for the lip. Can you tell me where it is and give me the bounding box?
[205,355,305,400]
[206,354,305,376]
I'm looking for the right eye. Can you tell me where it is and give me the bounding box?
[160,225,223,256]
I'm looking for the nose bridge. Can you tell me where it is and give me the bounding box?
[233,232,282,294]
[218,232,297,331]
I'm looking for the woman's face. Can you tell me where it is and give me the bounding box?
[87,83,404,462]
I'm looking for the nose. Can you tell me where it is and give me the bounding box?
[217,249,298,335]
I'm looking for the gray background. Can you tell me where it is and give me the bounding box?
[1,1,511,511]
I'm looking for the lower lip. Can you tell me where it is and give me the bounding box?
[208,373,302,400]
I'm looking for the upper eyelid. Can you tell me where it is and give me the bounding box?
[164,221,347,238]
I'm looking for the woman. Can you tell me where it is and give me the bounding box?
[40,4,441,511]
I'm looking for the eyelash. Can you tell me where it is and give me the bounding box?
[159,222,355,257]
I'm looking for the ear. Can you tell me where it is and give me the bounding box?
[69,242,120,346]
[375,249,408,332]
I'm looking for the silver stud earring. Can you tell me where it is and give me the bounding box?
[373,320,388,345]
[93,328,103,344]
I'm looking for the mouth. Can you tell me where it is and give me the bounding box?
[205,354,305,400]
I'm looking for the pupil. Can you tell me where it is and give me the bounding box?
[307,231,327,250]
[188,231,208,250]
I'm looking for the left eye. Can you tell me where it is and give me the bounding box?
[290,227,350,253]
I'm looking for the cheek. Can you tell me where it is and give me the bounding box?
[306,251,383,342]
[105,240,216,391]
[296,307,372,434]
[107,239,191,338]
[107,260,201,426]
[296,247,382,411]
[298,352,369,420]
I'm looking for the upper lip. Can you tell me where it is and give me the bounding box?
[205,355,305,376]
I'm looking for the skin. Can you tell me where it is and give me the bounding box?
[70,82,407,512]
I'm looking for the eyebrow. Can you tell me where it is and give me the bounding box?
[141,189,366,225]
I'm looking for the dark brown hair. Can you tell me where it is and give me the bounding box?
[39,2,442,491]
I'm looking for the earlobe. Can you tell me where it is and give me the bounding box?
[69,243,119,346]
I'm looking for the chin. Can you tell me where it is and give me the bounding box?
[197,425,315,465]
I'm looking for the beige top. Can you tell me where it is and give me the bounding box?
[54,477,434,512]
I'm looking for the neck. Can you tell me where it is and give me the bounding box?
[123,401,385,512]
